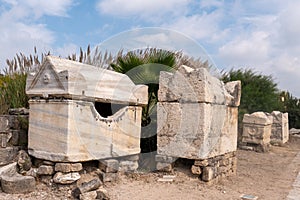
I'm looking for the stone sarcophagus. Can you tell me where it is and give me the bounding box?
[268,111,289,144]
[26,56,148,162]
[241,112,272,152]
[157,65,241,160]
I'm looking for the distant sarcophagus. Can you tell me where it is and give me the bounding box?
[26,56,148,162]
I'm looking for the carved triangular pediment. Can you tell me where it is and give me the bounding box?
[27,62,65,92]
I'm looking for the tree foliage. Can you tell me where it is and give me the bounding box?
[221,68,282,125]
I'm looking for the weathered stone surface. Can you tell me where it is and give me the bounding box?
[0,162,17,177]
[55,163,83,173]
[1,174,36,194]
[99,159,119,173]
[26,56,148,105]
[28,99,142,162]
[120,154,140,161]
[99,171,118,182]
[225,81,241,107]
[37,165,54,175]
[268,111,289,144]
[191,165,202,175]
[157,102,238,159]
[243,112,272,125]
[0,146,19,166]
[202,167,214,182]
[0,116,9,131]
[155,155,177,163]
[156,162,173,172]
[119,160,138,172]
[242,112,272,145]
[158,66,239,105]
[53,172,80,184]
[78,177,102,194]
[80,190,97,200]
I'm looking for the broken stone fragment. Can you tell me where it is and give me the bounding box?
[78,177,102,194]
[53,172,81,184]
[98,171,118,182]
[1,173,36,194]
[191,165,202,175]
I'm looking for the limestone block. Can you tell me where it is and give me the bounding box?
[242,112,272,145]
[1,174,36,194]
[26,56,148,105]
[202,167,215,182]
[157,102,238,160]
[53,172,80,184]
[37,165,54,175]
[55,163,83,173]
[269,111,289,144]
[78,177,102,194]
[28,99,142,162]
[158,66,239,105]
[99,159,119,173]
[0,147,19,166]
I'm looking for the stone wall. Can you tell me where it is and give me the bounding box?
[0,108,29,166]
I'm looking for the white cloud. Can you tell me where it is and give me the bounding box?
[218,31,270,66]
[165,10,222,40]
[0,0,73,70]
[96,0,191,22]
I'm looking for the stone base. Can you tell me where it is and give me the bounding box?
[192,151,237,182]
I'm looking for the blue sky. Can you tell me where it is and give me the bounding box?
[0,0,300,97]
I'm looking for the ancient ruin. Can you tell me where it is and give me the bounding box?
[156,65,241,181]
[241,112,272,152]
[241,111,289,152]
[0,56,243,196]
[26,56,148,162]
[268,111,289,145]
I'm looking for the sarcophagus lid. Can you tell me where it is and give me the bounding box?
[26,56,148,105]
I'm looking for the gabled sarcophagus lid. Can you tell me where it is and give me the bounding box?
[26,56,148,105]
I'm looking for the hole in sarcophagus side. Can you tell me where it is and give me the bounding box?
[94,102,126,118]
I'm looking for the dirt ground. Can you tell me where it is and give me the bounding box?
[1,135,300,200]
